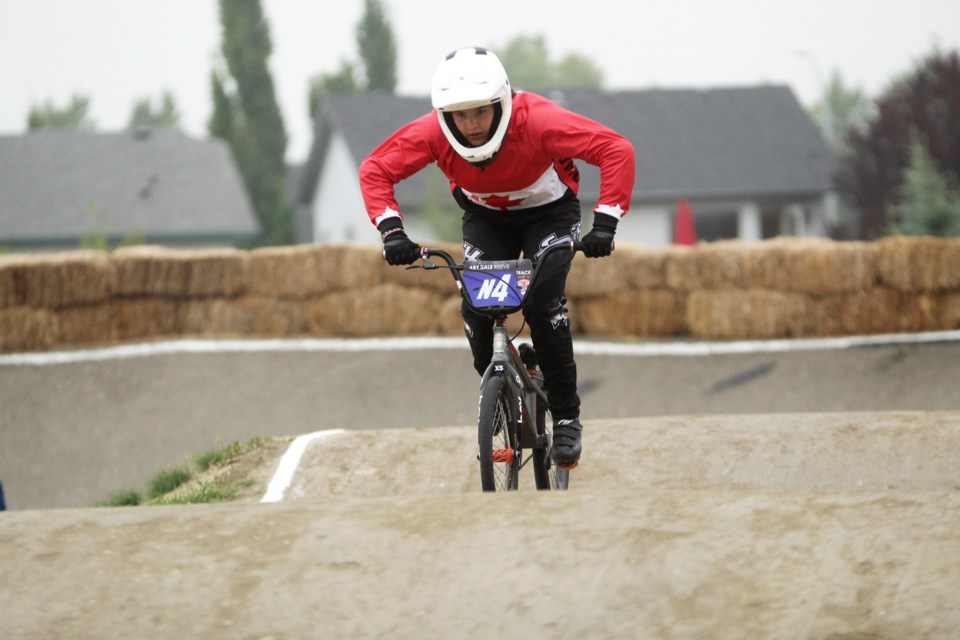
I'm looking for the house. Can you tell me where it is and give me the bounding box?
[0,129,259,250]
[295,86,837,247]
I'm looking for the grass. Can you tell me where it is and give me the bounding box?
[194,437,265,472]
[96,489,143,507]
[96,437,266,508]
[151,481,239,505]
[148,466,193,500]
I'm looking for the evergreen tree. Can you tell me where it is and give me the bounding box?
[356,0,397,92]
[895,134,960,237]
[208,70,238,143]
[211,0,293,246]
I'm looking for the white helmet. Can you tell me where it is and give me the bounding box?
[431,47,512,163]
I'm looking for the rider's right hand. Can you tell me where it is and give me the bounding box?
[381,226,421,265]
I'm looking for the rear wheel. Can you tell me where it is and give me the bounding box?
[533,411,570,491]
[477,376,519,492]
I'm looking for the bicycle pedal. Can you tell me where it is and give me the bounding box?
[557,460,579,470]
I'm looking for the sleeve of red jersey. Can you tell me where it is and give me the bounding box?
[358,113,440,228]
[530,100,636,222]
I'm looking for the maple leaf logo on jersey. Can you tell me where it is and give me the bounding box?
[470,193,527,210]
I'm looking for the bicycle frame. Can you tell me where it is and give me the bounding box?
[419,240,577,461]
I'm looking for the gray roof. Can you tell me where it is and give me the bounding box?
[299,85,835,207]
[0,129,259,245]
[299,92,441,208]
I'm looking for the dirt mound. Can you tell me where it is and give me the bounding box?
[3,411,959,639]
[258,412,960,501]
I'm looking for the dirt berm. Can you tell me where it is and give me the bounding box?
[3,411,960,639]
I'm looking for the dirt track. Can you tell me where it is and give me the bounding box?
[3,411,960,638]
[3,339,960,510]
[2,338,960,638]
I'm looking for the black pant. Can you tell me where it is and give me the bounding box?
[459,194,583,420]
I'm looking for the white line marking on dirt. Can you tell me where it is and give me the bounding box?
[261,429,345,504]
[2,330,960,366]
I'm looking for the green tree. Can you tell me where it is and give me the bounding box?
[499,36,603,90]
[208,69,239,143]
[500,36,551,89]
[553,52,604,90]
[211,0,293,246]
[27,95,95,131]
[894,134,960,237]
[129,91,181,128]
[308,0,395,118]
[356,0,397,92]
[836,48,960,239]
[308,58,359,120]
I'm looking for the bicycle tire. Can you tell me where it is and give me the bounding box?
[533,414,570,491]
[477,375,519,492]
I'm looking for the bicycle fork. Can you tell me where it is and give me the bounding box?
[483,319,551,453]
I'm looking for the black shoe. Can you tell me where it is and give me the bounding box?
[551,417,582,468]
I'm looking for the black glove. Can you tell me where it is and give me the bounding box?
[380,224,421,266]
[581,215,617,258]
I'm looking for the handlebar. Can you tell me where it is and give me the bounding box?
[415,239,581,315]
[419,239,581,271]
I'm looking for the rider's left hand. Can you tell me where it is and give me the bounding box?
[581,215,617,258]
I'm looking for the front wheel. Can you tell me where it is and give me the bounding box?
[477,375,519,492]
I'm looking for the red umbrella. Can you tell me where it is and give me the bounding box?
[674,199,698,245]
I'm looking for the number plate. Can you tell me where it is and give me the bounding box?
[462,260,533,309]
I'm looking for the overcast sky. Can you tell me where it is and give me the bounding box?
[2,0,958,162]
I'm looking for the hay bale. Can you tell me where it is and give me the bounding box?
[113,298,181,341]
[0,306,57,351]
[743,237,877,294]
[939,292,960,330]
[0,255,27,308]
[7,251,115,308]
[247,245,322,298]
[438,295,466,336]
[239,296,308,336]
[112,246,249,298]
[573,290,687,337]
[618,244,670,290]
[811,287,947,335]
[55,304,118,347]
[112,246,187,297]
[686,289,811,340]
[306,284,445,336]
[875,235,960,292]
[665,241,748,291]
[179,295,307,337]
[179,298,248,336]
[566,245,650,297]
[248,244,384,299]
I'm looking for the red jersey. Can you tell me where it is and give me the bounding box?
[359,91,635,229]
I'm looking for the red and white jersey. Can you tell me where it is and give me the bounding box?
[359,91,635,228]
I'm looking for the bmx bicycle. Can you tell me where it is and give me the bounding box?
[411,240,582,492]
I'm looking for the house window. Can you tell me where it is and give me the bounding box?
[694,211,738,242]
